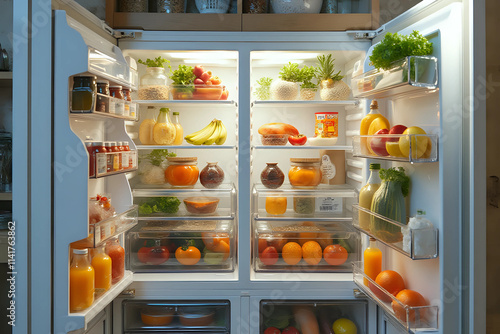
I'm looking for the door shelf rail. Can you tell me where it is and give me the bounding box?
[91,151,138,179]
[351,56,438,99]
[136,144,236,150]
[352,134,438,163]
[70,92,138,121]
[136,99,237,107]
[252,145,353,150]
[352,205,438,260]
[352,262,439,333]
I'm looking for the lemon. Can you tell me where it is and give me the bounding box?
[398,126,429,159]
[385,141,404,157]
[367,117,390,135]
[332,318,358,334]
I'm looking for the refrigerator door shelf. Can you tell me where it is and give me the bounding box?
[352,56,439,99]
[135,99,237,108]
[127,220,235,273]
[92,151,138,179]
[70,92,139,122]
[352,205,438,260]
[252,145,352,150]
[135,144,236,150]
[352,262,439,333]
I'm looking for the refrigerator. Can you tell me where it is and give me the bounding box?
[13,0,486,333]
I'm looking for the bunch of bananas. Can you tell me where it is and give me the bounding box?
[184,119,227,145]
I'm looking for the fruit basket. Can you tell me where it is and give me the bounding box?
[126,220,235,272]
[352,262,439,332]
[253,220,360,272]
[170,85,223,100]
[352,133,438,163]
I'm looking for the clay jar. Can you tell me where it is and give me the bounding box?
[260,163,285,189]
[199,162,225,189]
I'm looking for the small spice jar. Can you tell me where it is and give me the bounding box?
[288,158,322,188]
[109,86,125,115]
[164,157,199,187]
[96,80,109,113]
[72,75,96,112]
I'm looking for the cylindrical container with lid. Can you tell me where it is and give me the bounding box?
[138,67,169,100]
[288,158,323,188]
[96,80,109,113]
[157,0,187,13]
[72,75,96,112]
[120,0,148,12]
[165,157,199,187]
[69,248,94,312]
[104,142,114,173]
[91,245,112,293]
[122,88,132,117]
[106,237,125,284]
[109,86,125,115]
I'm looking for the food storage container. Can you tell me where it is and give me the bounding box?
[183,196,220,214]
[165,157,199,187]
[126,220,235,272]
[260,163,285,189]
[120,0,148,12]
[109,86,125,115]
[260,134,289,146]
[270,0,322,13]
[170,84,223,100]
[195,0,230,13]
[71,75,96,112]
[288,158,322,188]
[157,0,187,13]
[178,307,215,326]
[254,221,360,272]
[138,67,169,100]
[140,306,175,326]
[199,162,225,189]
[96,80,109,113]
[245,0,269,13]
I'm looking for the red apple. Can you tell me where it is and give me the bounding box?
[282,326,299,334]
[193,65,204,77]
[200,71,212,83]
[194,78,205,85]
[370,128,390,156]
[388,125,407,142]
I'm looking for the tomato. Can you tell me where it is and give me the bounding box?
[323,244,348,265]
[259,246,279,266]
[209,76,222,85]
[264,327,281,334]
[281,326,299,334]
[258,238,268,254]
[193,65,204,77]
[137,240,170,265]
[288,134,307,146]
[194,78,205,85]
[200,71,212,83]
[219,88,229,100]
[175,246,201,265]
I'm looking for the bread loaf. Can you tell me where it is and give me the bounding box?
[258,123,299,136]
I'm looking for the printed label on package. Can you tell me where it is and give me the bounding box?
[316,197,343,213]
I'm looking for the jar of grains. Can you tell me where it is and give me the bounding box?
[138,67,169,100]
[120,0,148,12]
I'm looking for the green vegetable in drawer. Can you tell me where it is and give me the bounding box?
[138,197,181,215]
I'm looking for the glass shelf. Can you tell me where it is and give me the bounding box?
[135,145,236,150]
[352,134,438,163]
[352,262,439,333]
[352,56,438,99]
[251,100,359,108]
[85,206,138,247]
[253,184,357,221]
[253,220,359,273]
[127,220,235,273]
[252,145,352,150]
[135,100,237,107]
[352,205,438,260]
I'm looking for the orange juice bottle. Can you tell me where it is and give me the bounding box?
[70,248,95,312]
[364,237,382,286]
[359,100,390,154]
[358,163,381,230]
[106,237,125,284]
[91,245,112,293]
[172,111,184,145]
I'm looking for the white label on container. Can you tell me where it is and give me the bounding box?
[130,151,137,168]
[316,197,343,213]
[129,104,136,118]
[108,101,115,114]
[124,102,130,116]
[122,152,129,168]
[321,155,336,180]
[96,153,107,175]
[93,224,101,244]
[115,102,124,115]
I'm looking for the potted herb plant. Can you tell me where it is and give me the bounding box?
[270,62,301,100]
[253,77,273,101]
[138,56,171,100]
[298,65,318,100]
[316,54,351,101]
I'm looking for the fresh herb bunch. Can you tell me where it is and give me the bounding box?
[369,31,433,70]
[141,149,176,167]
[379,167,410,197]
[138,197,181,215]
[169,64,196,85]
[316,54,344,82]
[137,56,171,68]
[254,77,273,100]
[299,65,318,89]
[279,62,302,83]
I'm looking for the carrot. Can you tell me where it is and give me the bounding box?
[293,306,320,334]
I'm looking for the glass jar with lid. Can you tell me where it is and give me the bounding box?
[119,0,148,12]
[165,157,199,187]
[138,67,169,100]
[71,75,96,112]
[288,158,322,188]
[122,88,133,116]
[109,86,125,115]
[96,80,109,113]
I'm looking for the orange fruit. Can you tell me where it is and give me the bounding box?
[302,241,323,265]
[268,234,288,253]
[392,289,427,324]
[323,244,348,266]
[369,270,405,302]
[281,242,302,265]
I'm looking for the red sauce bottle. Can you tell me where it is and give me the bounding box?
[111,141,121,171]
[86,141,95,177]
[122,141,132,169]
[93,142,107,176]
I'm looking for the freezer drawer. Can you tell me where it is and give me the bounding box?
[253,220,360,273]
[259,299,368,334]
[127,220,235,272]
[122,299,230,333]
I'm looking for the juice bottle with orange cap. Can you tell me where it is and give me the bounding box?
[69,248,95,312]
[364,237,382,286]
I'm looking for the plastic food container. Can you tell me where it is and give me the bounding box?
[140,306,175,326]
[183,196,220,214]
[170,85,223,100]
[270,0,322,13]
[288,158,322,188]
[165,157,199,187]
[260,134,289,146]
[177,307,215,326]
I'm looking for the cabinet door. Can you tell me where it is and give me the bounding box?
[85,305,112,334]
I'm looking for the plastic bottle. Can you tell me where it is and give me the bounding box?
[69,248,94,312]
[359,100,390,154]
[172,111,183,145]
[358,163,381,230]
[118,141,129,169]
[111,142,121,171]
[153,107,176,145]
[106,237,125,284]
[93,142,108,176]
[139,106,156,145]
[104,142,114,173]
[363,237,382,286]
[85,141,95,177]
[91,245,112,293]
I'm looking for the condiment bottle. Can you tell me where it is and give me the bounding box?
[153,107,176,145]
[104,142,114,173]
[69,248,95,312]
[86,141,95,177]
[111,142,121,171]
[109,86,125,115]
[96,80,109,113]
[363,237,382,286]
[106,237,125,284]
[91,245,112,293]
[358,163,381,230]
[122,88,132,116]
[172,111,183,145]
[118,141,128,169]
[123,141,133,168]
[93,142,107,176]
[359,100,390,154]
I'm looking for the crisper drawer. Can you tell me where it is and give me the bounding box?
[259,299,368,334]
[253,220,360,272]
[122,300,230,333]
[127,220,235,272]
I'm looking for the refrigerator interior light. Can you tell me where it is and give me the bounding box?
[182,59,233,65]
[251,52,320,60]
[166,51,238,60]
